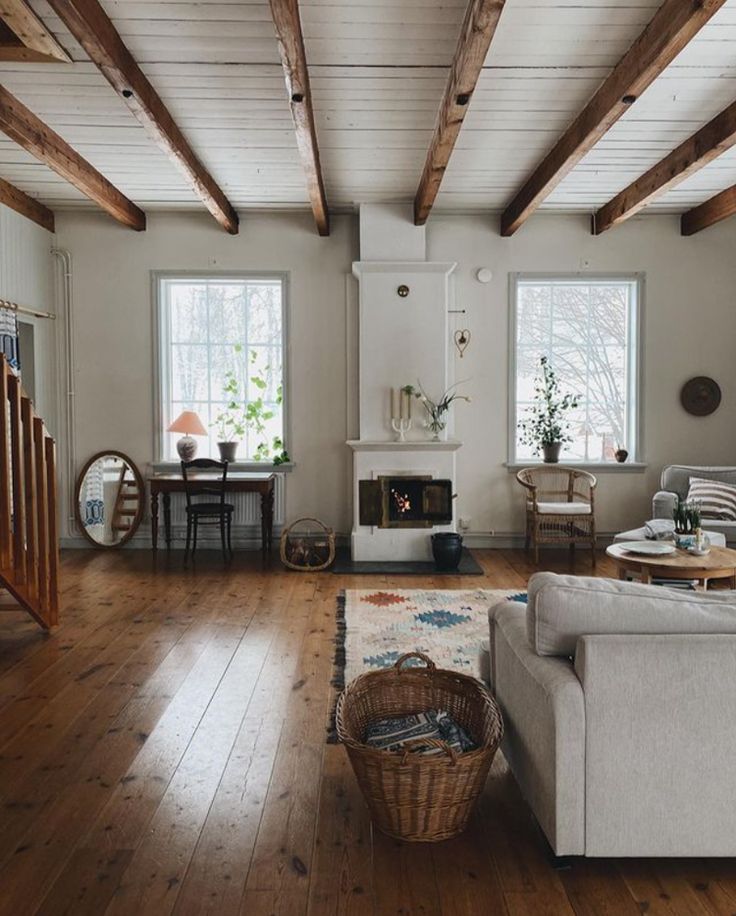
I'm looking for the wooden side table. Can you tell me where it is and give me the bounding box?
[148,471,276,558]
[606,544,736,590]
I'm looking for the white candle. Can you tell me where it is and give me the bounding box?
[400,390,408,420]
[391,387,399,419]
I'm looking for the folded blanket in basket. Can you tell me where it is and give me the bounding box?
[363,709,476,755]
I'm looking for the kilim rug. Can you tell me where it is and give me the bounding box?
[329,588,526,740]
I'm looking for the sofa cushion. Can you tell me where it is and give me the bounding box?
[527,572,736,657]
[687,476,736,521]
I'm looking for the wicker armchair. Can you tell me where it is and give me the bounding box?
[516,466,597,566]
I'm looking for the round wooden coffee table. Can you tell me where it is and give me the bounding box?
[606,544,736,590]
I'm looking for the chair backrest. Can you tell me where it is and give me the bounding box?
[516,466,595,503]
[181,458,228,510]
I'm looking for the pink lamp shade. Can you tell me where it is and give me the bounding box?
[168,410,207,461]
[168,410,207,437]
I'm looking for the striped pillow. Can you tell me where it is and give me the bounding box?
[687,477,736,521]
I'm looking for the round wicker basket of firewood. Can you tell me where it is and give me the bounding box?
[280,517,335,571]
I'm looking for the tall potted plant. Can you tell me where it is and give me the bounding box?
[212,369,246,462]
[212,346,277,462]
[519,356,578,463]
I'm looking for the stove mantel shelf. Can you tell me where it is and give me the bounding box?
[347,439,462,452]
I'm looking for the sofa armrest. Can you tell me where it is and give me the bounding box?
[652,489,678,519]
[491,603,585,855]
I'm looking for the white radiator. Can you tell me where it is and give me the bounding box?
[161,474,286,545]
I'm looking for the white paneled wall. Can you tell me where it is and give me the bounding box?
[0,204,53,306]
[0,204,56,430]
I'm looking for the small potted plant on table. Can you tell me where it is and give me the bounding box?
[519,356,579,463]
[673,497,702,549]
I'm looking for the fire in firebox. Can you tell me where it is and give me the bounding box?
[359,476,454,529]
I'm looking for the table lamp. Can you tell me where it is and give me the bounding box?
[168,410,207,461]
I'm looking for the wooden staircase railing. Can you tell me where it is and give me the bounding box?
[0,353,59,629]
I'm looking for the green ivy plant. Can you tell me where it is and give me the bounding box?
[518,356,579,452]
[212,345,288,465]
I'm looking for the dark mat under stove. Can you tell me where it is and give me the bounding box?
[330,546,483,575]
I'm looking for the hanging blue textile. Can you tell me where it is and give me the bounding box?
[0,306,20,371]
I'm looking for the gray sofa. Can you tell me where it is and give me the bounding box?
[654,465,736,544]
[490,572,736,857]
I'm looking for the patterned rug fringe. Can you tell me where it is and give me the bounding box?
[327,591,346,743]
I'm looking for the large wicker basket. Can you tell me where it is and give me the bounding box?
[336,652,503,842]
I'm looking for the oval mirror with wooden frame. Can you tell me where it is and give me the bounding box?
[75,451,144,548]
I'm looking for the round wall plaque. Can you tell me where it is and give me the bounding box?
[680,376,721,416]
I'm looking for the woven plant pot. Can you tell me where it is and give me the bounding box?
[336,652,503,842]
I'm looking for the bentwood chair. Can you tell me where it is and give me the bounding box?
[516,466,597,566]
[181,459,234,564]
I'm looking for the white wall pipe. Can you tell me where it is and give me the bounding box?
[51,247,77,535]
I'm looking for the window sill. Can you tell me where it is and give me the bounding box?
[505,461,647,474]
[153,461,294,473]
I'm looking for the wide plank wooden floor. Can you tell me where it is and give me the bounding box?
[1,548,735,916]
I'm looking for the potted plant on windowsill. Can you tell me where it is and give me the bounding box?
[212,346,281,464]
[212,371,246,462]
[519,356,579,464]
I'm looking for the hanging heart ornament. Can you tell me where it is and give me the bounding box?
[454,329,471,358]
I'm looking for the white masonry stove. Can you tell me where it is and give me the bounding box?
[348,204,460,562]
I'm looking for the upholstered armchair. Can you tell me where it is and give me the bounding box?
[516,466,597,565]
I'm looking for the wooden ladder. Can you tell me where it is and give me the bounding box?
[110,463,139,536]
[0,353,60,629]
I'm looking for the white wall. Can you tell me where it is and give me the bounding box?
[53,210,357,541]
[0,204,56,428]
[426,213,736,540]
[54,207,736,545]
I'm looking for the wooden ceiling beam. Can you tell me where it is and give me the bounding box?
[45,0,239,234]
[414,0,505,226]
[681,185,736,235]
[269,0,329,236]
[0,84,145,230]
[500,0,728,237]
[0,0,70,63]
[0,176,54,232]
[594,99,736,233]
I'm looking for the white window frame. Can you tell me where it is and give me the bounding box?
[152,270,291,469]
[508,272,645,469]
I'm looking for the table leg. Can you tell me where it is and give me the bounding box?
[151,491,159,550]
[261,488,275,559]
[163,492,172,550]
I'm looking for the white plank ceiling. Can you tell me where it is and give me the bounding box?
[0,0,736,217]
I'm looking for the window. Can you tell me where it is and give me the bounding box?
[510,275,641,464]
[156,274,286,462]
